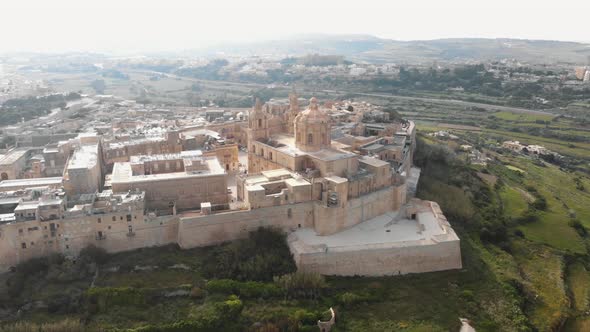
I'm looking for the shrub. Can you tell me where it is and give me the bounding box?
[517,210,539,224]
[205,279,281,298]
[336,291,375,305]
[86,287,146,311]
[203,227,296,281]
[79,245,109,264]
[460,289,475,302]
[569,219,587,237]
[273,271,327,300]
[289,309,321,326]
[530,196,547,211]
[514,229,525,238]
[0,319,89,332]
[479,222,508,243]
[190,287,205,299]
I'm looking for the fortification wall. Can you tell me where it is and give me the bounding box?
[290,239,462,276]
[178,202,314,248]
[314,184,405,236]
[0,214,179,272]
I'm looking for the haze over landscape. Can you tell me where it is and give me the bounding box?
[2,0,590,53]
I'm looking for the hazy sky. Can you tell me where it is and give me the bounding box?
[1,0,589,53]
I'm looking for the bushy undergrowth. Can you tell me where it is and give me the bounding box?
[202,227,296,281]
[0,319,89,332]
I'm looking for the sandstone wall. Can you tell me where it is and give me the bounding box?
[314,184,405,236]
[290,239,462,276]
[0,213,179,272]
[178,202,314,248]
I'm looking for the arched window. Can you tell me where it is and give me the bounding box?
[1,173,8,180]
[258,119,262,128]
[307,133,313,144]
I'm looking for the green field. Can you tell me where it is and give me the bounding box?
[500,186,529,217]
[493,111,555,122]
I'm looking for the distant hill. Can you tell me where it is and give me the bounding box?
[190,35,590,65]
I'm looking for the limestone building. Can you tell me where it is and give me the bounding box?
[0,149,30,180]
[102,131,182,170]
[111,150,228,211]
[63,143,104,197]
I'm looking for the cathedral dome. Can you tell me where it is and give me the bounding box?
[294,97,331,152]
[295,97,329,125]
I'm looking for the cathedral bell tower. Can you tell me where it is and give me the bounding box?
[248,98,269,141]
[287,90,299,135]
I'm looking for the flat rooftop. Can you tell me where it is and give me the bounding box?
[67,144,98,170]
[360,156,389,167]
[112,157,225,184]
[0,149,28,165]
[130,150,202,164]
[107,136,165,149]
[0,177,63,189]
[291,208,458,252]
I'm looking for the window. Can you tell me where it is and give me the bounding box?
[18,229,23,234]
[30,242,34,246]
[287,208,292,219]
[307,133,313,144]
[128,225,133,233]
[154,163,159,171]
[112,216,116,221]
[98,218,102,223]
[165,162,170,170]
[258,119,262,128]
[108,226,111,230]
[66,245,70,249]
[120,216,123,221]
[126,214,132,222]
[21,243,26,249]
